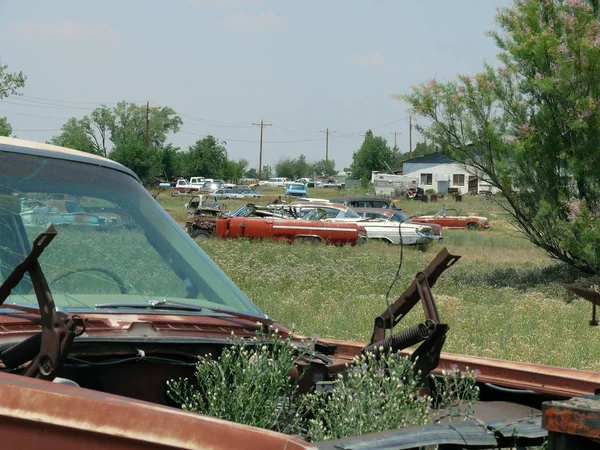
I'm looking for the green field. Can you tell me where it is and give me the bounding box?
[158,187,600,371]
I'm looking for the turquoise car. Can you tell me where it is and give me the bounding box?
[285,182,307,197]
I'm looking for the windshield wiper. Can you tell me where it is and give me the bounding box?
[94,299,273,327]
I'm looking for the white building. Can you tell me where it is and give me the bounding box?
[402,153,499,195]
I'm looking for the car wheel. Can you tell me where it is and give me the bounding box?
[294,236,322,245]
[466,222,478,230]
[225,196,231,200]
[190,229,211,241]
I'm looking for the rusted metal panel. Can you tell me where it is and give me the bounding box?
[543,396,600,440]
[320,339,600,398]
[0,370,317,450]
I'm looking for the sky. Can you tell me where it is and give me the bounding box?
[0,0,513,173]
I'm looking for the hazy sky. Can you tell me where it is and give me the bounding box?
[0,0,513,172]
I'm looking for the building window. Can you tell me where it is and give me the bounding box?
[420,173,433,185]
[452,174,465,186]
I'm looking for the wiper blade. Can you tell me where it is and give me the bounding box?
[95,299,204,312]
[94,299,273,326]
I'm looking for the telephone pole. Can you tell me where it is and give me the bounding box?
[137,101,159,149]
[409,116,413,159]
[390,131,401,149]
[320,128,336,162]
[252,120,272,180]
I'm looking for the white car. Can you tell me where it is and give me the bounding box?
[260,177,287,187]
[292,203,434,245]
[212,189,244,199]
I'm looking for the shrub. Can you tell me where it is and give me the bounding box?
[304,350,431,441]
[167,326,309,435]
[168,329,480,442]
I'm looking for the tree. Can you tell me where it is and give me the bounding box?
[109,101,182,151]
[49,118,98,154]
[0,64,26,100]
[400,0,600,274]
[311,159,337,177]
[350,130,397,185]
[0,117,12,137]
[275,157,297,179]
[184,136,229,179]
[221,158,249,181]
[244,168,257,179]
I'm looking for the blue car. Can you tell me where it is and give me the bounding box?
[285,182,307,197]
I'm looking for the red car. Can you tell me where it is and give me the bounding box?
[215,216,367,245]
[410,208,491,229]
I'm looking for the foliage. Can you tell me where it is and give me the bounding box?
[0,64,26,100]
[276,156,337,179]
[304,351,432,441]
[183,136,229,179]
[167,327,308,435]
[275,154,310,179]
[430,365,480,417]
[0,117,12,137]
[350,130,398,185]
[221,158,248,182]
[244,167,258,179]
[311,159,337,177]
[396,141,437,165]
[49,118,100,155]
[399,0,600,274]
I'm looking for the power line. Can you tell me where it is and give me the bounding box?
[0,99,96,110]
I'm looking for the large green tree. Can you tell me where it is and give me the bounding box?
[350,130,397,185]
[184,136,229,179]
[400,0,600,274]
[0,117,12,137]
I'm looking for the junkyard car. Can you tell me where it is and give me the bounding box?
[291,202,435,245]
[411,208,492,229]
[215,215,367,245]
[212,188,244,200]
[354,207,443,240]
[330,196,397,209]
[1,136,599,449]
[285,182,308,198]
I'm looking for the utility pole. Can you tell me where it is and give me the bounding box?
[137,101,159,149]
[252,120,272,180]
[409,116,413,159]
[390,131,401,149]
[320,128,336,162]
[145,101,150,149]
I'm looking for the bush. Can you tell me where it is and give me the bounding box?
[167,326,309,435]
[304,350,431,441]
[168,328,480,442]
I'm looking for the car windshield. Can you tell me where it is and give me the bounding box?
[0,150,262,316]
[288,184,305,190]
[391,212,408,222]
[344,208,360,219]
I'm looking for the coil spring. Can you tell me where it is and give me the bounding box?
[363,323,431,355]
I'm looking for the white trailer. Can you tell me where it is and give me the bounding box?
[371,172,419,196]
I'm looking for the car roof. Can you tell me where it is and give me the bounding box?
[353,208,401,216]
[290,202,348,210]
[330,196,392,203]
[0,136,139,181]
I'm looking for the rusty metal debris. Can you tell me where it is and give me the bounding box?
[362,247,460,379]
[543,395,600,448]
[0,225,86,380]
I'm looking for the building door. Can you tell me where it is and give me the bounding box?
[468,176,478,194]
